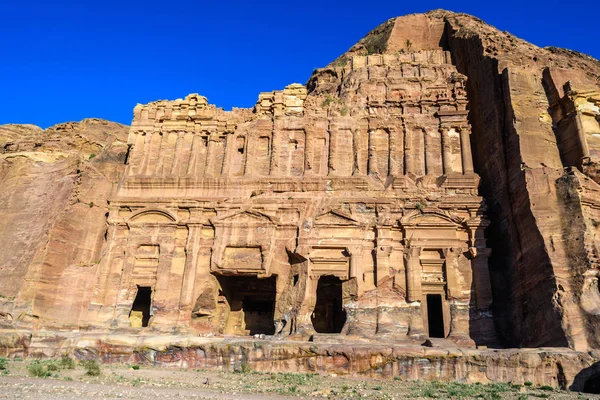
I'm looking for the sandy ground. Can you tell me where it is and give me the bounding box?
[0,358,597,399]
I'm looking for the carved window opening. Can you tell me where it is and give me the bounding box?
[312,276,346,333]
[130,286,152,328]
[426,294,444,338]
[217,275,276,336]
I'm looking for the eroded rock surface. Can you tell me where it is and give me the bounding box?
[1,9,600,388]
[0,119,129,328]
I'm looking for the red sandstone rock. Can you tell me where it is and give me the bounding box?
[1,10,600,389]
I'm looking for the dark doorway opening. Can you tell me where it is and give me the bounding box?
[131,286,152,327]
[217,275,276,335]
[584,375,600,394]
[312,276,346,333]
[426,294,444,338]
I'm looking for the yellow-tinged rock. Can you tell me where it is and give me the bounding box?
[129,311,143,328]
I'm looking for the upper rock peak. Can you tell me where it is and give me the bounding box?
[336,11,453,61]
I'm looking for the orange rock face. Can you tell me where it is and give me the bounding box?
[1,9,600,387]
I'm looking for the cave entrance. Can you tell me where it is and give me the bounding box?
[311,275,346,333]
[426,294,445,338]
[217,275,276,335]
[130,286,152,328]
[584,375,600,394]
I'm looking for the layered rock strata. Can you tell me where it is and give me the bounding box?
[1,9,600,388]
[86,38,494,346]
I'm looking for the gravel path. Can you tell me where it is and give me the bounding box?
[0,375,292,400]
[0,358,597,399]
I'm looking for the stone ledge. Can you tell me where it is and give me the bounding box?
[0,329,597,390]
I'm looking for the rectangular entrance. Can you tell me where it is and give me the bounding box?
[130,286,152,328]
[216,275,276,335]
[311,275,346,333]
[426,294,445,338]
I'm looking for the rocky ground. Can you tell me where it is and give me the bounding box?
[0,358,597,399]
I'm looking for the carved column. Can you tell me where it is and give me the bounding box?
[416,128,426,176]
[170,132,185,176]
[178,224,201,322]
[304,129,314,175]
[404,246,422,302]
[424,128,433,175]
[443,247,462,299]
[348,248,358,280]
[470,247,493,309]
[389,127,403,176]
[154,133,168,176]
[139,132,154,175]
[459,127,474,174]
[404,127,414,175]
[186,134,200,176]
[206,134,217,176]
[150,230,177,326]
[220,134,233,176]
[441,128,453,174]
[376,243,392,286]
[368,130,377,175]
[194,135,208,177]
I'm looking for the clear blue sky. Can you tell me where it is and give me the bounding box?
[2,0,598,128]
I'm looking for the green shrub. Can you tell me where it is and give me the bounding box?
[80,360,101,376]
[0,357,7,371]
[238,361,252,374]
[131,364,140,370]
[524,381,533,387]
[89,154,96,160]
[27,361,51,378]
[46,361,59,372]
[321,94,343,108]
[59,355,75,370]
[539,385,554,391]
[421,385,436,398]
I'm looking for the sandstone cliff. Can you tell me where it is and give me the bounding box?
[1,10,600,365]
[306,10,600,350]
[0,119,129,328]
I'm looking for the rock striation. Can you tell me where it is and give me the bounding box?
[0,119,129,328]
[1,9,600,390]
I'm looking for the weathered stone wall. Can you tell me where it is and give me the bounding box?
[80,41,495,346]
[431,10,600,350]
[1,330,597,390]
[1,10,600,386]
[0,119,129,329]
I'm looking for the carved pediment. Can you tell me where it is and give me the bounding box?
[213,210,275,225]
[314,210,360,226]
[400,210,465,228]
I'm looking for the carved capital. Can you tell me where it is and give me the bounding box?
[443,247,463,259]
[403,246,422,260]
